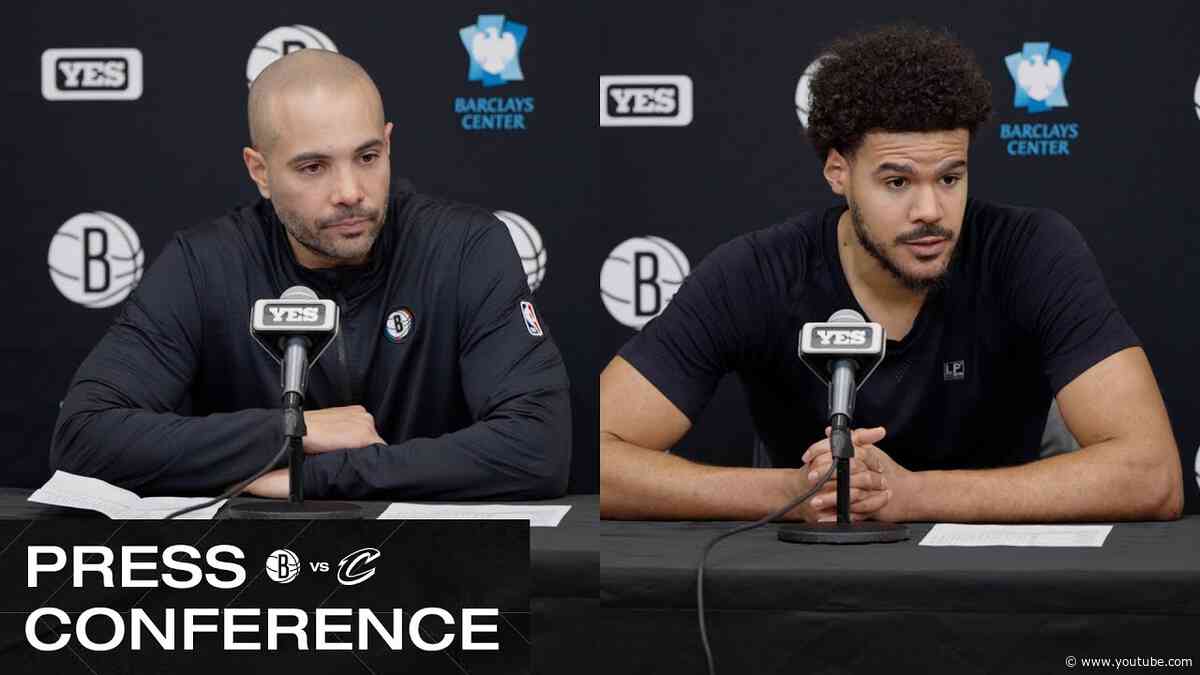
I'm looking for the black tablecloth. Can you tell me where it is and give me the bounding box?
[0,489,597,675]
[600,517,1200,674]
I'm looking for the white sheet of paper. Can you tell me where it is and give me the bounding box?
[28,470,226,520]
[919,523,1113,547]
[377,503,571,527]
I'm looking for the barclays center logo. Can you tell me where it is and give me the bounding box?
[999,42,1078,157]
[455,14,534,131]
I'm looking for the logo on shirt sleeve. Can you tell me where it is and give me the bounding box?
[520,300,543,337]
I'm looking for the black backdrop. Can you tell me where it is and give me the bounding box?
[7,2,1200,512]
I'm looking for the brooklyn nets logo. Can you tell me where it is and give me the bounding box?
[246,25,338,85]
[47,212,144,309]
[384,307,414,343]
[794,56,827,128]
[600,236,690,329]
[496,210,546,292]
[265,549,301,584]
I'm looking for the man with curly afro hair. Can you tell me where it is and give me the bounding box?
[600,24,1182,525]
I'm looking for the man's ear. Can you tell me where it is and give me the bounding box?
[242,146,271,199]
[823,148,850,197]
[383,122,393,158]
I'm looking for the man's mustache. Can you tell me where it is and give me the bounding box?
[894,223,954,244]
[318,208,380,229]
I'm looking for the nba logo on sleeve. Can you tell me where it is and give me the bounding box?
[520,300,543,336]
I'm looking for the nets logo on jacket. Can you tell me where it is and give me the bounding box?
[385,307,414,343]
[600,236,690,329]
[42,48,143,101]
[48,212,144,309]
[246,25,338,86]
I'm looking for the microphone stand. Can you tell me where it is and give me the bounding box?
[230,341,362,520]
[778,371,909,545]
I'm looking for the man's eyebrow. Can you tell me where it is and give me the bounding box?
[873,159,968,176]
[287,139,384,166]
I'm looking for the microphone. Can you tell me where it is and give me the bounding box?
[778,310,908,543]
[798,308,886,439]
[250,286,339,412]
[795,309,887,529]
[235,286,360,517]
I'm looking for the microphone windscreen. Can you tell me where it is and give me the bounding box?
[281,285,318,301]
[828,308,865,324]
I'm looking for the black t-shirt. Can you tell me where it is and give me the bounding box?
[619,198,1139,471]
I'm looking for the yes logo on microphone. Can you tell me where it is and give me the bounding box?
[815,329,868,347]
[799,322,883,356]
[259,303,330,327]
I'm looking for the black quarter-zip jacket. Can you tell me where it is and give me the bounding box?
[50,187,572,499]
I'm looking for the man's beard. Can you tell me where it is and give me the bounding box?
[849,199,956,292]
[276,193,389,265]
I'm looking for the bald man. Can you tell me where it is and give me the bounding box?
[50,50,572,500]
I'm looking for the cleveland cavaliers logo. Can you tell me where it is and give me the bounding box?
[384,307,414,343]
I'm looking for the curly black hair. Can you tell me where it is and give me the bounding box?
[806,24,992,162]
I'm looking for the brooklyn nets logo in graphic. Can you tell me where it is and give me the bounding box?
[246,25,338,85]
[600,236,690,329]
[265,548,301,584]
[47,212,144,309]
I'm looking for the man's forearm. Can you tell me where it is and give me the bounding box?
[304,388,572,500]
[600,436,809,521]
[52,400,284,496]
[908,439,1183,522]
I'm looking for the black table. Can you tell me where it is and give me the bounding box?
[600,517,1200,674]
[0,489,597,675]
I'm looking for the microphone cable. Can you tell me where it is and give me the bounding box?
[697,462,835,675]
[164,437,291,520]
